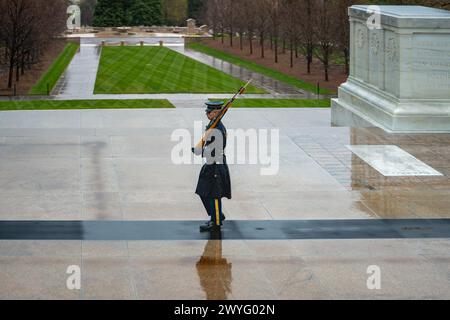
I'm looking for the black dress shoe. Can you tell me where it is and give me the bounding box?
[200,221,221,232]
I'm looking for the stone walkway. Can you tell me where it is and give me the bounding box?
[170,46,313,96]
[52,44,101,96]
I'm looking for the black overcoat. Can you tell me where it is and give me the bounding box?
[195,121,232,199]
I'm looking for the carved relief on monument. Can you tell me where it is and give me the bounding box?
[386,37,399,62]
[354,24,369,82]
[369,30,384,90]
[370,33,380,55]
[384,31,399,97]
[356,27,366,49]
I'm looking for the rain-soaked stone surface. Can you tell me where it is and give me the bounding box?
[170,46,314,96]
[52,44,101,96]
[0,108,448,299]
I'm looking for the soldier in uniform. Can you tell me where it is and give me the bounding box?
[193,100,232,232]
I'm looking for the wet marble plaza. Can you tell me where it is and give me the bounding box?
[0,107,448,299]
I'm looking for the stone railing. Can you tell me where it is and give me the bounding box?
[66,25,208,36]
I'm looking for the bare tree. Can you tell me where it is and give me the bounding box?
[298,0,316,74]
[268,0,281,63]
[242,0,257,55]
[314,0,336,81]
[219,0,225,44]
[221,0,235,47]
[0,0,66,89]
[203,0,220,39]
[255,0,270,58]
[334,0,356,75]
[0,0,35,87]
[234,0,247,51]
[280,0,299,68]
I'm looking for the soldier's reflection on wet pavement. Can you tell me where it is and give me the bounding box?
[196,230,232,300]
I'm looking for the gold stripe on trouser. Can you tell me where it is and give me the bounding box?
[215,199,220,226]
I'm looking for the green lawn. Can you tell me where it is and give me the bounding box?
[0,99,175,111]
[94,46,265,94]
[210,99,330,108]
[187,42,334,95]
[29,43,80,95]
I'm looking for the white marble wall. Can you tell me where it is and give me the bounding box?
[333,5,450,132]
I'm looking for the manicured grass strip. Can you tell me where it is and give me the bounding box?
[209,99,330,108]
[29,43,80,95]
[94,46,266,94]
[0,99,175,111]
[187,42,334,95]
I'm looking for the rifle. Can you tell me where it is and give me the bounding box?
[194,79,253,151]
